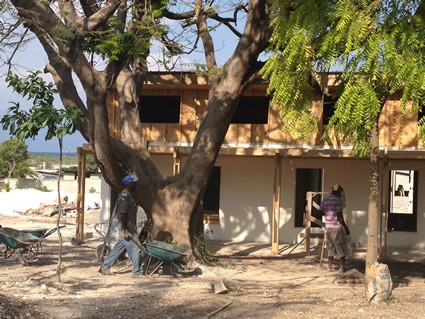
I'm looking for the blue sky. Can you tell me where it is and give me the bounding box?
[0,8,245,153]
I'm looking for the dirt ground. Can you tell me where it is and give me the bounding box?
[1,212,425,319]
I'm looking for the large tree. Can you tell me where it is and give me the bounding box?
[262,0,425,297]
[0,0,272,256]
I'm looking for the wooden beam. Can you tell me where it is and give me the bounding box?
[305,192,329,254]
[173,150,181,175]
[75,145,93,244]
[271,154,281,255]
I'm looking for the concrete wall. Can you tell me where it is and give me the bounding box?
[101,153,425,249]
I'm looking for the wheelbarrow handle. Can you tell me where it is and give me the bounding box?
[42,225,66,239]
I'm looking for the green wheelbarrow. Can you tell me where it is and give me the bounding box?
[131,237,195,277]
[0,225,64,265]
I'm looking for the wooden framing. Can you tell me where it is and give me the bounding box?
[75,144,93,244]
[105,72,422,152]
[99,71,425,253]
[173,150,181,175]
[271,154,282,254]
[304,192,327,255]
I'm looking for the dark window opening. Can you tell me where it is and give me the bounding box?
[231,96,269,124]
[139,95,180,123]
[295,168,322,227]
[388,170,418,232]
[203,167,221,214]
[323,94,336,125]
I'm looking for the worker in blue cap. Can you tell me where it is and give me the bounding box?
[100,174,143,278]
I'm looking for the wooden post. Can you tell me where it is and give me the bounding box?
[305,192,327,254]
[271,154,281,255]
[76,146,87,244]
[173,150,181,175]
[305,192,312,254]
[380,155,389,258]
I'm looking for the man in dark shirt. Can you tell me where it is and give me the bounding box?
[100,175,143,277]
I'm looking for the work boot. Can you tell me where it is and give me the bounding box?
[100,268,113,276]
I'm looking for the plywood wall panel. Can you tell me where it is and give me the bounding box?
[400,101,418,147]
[238,124,251,145]
[196,91,208,132]
[224,124,238,145]
[267,103,286,145]
[181,90,197,143]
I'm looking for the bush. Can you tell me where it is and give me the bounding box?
[193,230,217,263]
[3,182,10,192]
[15,178,50,191]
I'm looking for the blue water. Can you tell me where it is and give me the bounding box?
[30,151,77,157]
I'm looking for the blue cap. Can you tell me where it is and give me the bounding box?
[121,175,138,186]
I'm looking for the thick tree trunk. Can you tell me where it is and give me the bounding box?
[9,0,272,261]
[150,185,196,247]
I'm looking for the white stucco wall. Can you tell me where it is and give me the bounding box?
[206,156,276,242]
[101,153,425,249]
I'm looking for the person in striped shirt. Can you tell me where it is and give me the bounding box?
[320,184,350,273]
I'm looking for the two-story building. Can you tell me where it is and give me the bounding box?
[97,72,425,253]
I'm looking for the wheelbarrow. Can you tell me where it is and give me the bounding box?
[0,225,64,265]
[131,237,194,277]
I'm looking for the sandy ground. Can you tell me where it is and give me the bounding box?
[1,179,425,318]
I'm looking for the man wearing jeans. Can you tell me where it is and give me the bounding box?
[100,175,143,277]
[320,184,350,273]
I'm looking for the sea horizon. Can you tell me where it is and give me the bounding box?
[29,151,78,157]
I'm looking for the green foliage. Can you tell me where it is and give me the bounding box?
[1,71,84,142]
[262,0,332,108]
[27,154,77,169]
[3,182,10,192]
[0,139,31,178]
[325,79,381,157]
[193,230,217,263]
[86,154,99,173]
[15,178,48,191]
[84,30,151,61]
[80,3,167,62]
[264,0,425,156]
[385,295,399,304]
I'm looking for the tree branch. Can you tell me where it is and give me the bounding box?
[80,0,101,18]
[195,0,218,94]
[85,0,122,31]
[57,0,84,30]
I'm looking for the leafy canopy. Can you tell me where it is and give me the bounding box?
[262,0,425,157]
[0,71,84,142]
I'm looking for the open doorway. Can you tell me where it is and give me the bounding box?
[388,169,418,232]
[295,168,323,227]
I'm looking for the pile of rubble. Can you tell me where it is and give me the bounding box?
[19,196,78,217]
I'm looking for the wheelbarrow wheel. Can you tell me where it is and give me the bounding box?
[18,248,35,266]
[168,262,185,278]
[95,244,111,263]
